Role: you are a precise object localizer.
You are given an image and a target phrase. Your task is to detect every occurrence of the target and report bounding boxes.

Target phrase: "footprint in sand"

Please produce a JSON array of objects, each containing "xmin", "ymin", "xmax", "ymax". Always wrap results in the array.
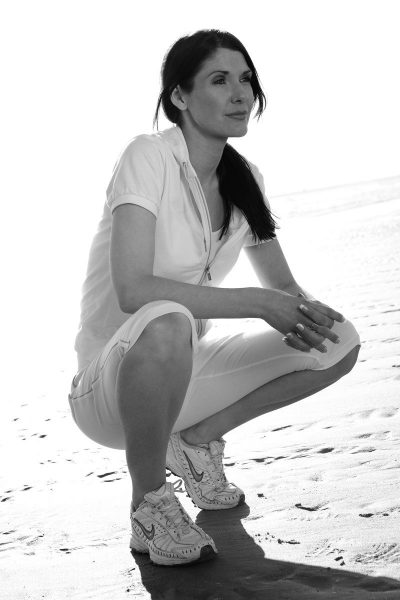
[
  {"xmin": 1, "ymin": 531, "xmax": 45, "ymax": 554},
  {"xmin": 379, "ymin": 408, "xmax": 398, "ymax": 418},
  {"xmin": 290, "ymin": 447, "xmax": 312, "ymax": 460},
  {"xmin": 355, "ymin": 431, "xmax": 390, "ymax": 441},
  {"xmin": 353, "ymin": 543, "xmax": 400, "ymax": 565},
  {"xmin": 359, "ymin": 505, "xmax": 400, "ymax": 518},
  {"xmin": 350, "ymin": 446, "xmax": 376, "ymax": 454},
  {"xmin": 271, "ymin": 425, "xmax": 292, "ymax": 432},
  {"xmin": 255, "ymin": 531, "xmax": 300, "ymax": 545},
  {"xmin": 96, "ymin": 471, "xmax": 123, "ymax": 482},
  {"xmin": 295, "ymin": 502, "xmax": 328, "ymax": 512},
  {"xmin": 358, "ymin": 407, "xmax": 399, "ymax": 420},
  {"xmin": 307, "ymin": 539, "xmax": 346, "ymax": 566},
  {"xmin": 296, "ymin": 423, "xmax": 313, "ymax": 431},
  {"xmin": 248, "ymin": 456, "xmax": 286, "ymax": 465},
  {"xmin": 359, "ymin": 409, "xmax": 376, "ymax": 419}
]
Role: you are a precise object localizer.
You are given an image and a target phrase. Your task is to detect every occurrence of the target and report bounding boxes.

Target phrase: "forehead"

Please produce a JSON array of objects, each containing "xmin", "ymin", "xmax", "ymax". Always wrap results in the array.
[{"xmin": 198, "ymin": 48, "xmax": 250, "ymax": 77}]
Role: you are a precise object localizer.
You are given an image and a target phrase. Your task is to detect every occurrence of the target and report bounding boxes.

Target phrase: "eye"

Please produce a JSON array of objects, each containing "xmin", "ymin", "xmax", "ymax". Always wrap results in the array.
[
  {"xmin": 241, "ymin": 75, "xmax": 252, "ymax": 83},
  {"xmin": 213, "ymin": 78, "xmax": 226, "ymax": 85}
]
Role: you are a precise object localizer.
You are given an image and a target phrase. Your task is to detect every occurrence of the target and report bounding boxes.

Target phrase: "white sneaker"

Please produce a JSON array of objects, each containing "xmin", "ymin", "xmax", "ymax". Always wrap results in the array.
[
  {"xmin": 166, "ymin": 432, "xmax": 245, "ymax": 510},
  {"xmin": 129, "ymin": 480, "xmax": 217, "ymax": 566}
]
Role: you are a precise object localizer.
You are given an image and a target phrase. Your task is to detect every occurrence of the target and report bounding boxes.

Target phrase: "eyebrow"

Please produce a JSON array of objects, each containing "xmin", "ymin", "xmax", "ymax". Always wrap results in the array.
[{"xmin": 207, "ymin": 69, "xmax": 253, "ymax": 77}]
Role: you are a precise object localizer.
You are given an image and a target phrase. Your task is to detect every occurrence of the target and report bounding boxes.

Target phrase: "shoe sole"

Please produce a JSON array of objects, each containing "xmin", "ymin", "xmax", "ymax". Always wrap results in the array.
[{"xmin": 130, "ymin": 541, "xmax": 217, "ymax": 566}]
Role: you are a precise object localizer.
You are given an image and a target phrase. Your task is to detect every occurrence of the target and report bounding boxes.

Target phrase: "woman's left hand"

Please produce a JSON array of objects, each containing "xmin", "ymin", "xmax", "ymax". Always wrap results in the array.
[{"xmin": 282, "ymin": 293, "xmax": 343, "ymax": 353}]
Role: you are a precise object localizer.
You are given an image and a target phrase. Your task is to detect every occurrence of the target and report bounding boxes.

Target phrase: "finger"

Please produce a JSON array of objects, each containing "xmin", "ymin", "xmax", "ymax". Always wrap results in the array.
[
  {"xmin": 295, "ymin": 323, "xmax": 328, "ymax": 353},
  {"xmin": 295, "ymin": 323, "xmax": 326, "ymax": 348},
  {"xmin": 309, "ymin": 301, "xmax": 345, "ymax": 323},
  {"xmin": 298, "ymin": 303, "xmax": 335, "ymax": 328},
  {"xmin": 296, "ymin": 323, "xmax": 340, "ymax": 347},
  {"xmin": 308, "ymin": 324, "xmax": 341, "ymax": 345},
  {"xmin": 282, "ymin": 332, "xmax": 311, "ymax": 352}
]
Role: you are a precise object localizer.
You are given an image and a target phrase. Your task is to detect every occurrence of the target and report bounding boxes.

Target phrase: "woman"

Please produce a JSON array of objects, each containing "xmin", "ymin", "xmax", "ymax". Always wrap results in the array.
[{"xmin": 68, "ymin": 29, "xmax": 360, "ymax": 567}]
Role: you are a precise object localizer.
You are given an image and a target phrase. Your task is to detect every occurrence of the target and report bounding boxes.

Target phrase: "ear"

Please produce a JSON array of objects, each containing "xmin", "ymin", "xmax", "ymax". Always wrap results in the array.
[{"xmin": 170, "ymin": 85, "xmax": 188, "ymax": 112}]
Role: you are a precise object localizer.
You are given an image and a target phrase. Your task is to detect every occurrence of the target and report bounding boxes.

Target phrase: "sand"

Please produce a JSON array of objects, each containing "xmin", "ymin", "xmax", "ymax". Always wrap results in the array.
[{"xmin": 1, "ymin": 177, "xmax": 399, "ymax": 599}]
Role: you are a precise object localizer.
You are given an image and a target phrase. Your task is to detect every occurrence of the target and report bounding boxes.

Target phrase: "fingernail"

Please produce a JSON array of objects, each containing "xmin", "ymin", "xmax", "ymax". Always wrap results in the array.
[
  {"xmin": 296, "ymin": 323, "xmax": 305, "ymax": 331},
  {"xmin": 282, "ymin": 336, "xmax": 288, "ymax": 343},
  {"xmin": 299, "ymin": 304, "xmax": 309, "ymax": 312}
]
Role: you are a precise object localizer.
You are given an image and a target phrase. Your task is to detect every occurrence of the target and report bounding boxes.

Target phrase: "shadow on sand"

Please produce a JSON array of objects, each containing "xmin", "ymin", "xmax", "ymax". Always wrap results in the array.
[{"xmin": 128, "ymin": 504, "xmax": 400, "ymax": 599}]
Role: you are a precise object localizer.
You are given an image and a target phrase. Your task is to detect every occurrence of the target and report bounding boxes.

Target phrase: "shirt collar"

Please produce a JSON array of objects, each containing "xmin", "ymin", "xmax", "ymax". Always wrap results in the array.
[{"xmin": 157, "ymin": 124, "xmax": 190, "ymax": 166}]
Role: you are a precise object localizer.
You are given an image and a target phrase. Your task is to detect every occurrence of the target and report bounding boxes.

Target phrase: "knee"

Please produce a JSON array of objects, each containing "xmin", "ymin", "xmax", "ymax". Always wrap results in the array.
[
  {"xmin": 131, "ymin": 311, "xmax": 194, "ymax": 364},
  {"xmin": 329, "ymin": 318, "xmax": 361, "ymax": 377},
  {"xmin": 332, "ymin": 344, "xmax": 361, "ymax": 379}
]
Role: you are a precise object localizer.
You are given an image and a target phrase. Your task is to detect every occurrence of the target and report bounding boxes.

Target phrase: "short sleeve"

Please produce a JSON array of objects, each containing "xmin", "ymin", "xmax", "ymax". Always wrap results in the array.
[
  {"xmin": 243, "ymin": 161, "xmax": 273, "ymax": 247},
  {"xmin": 106, "ymin": 135, "xmax": 165, "ymax": 217}
]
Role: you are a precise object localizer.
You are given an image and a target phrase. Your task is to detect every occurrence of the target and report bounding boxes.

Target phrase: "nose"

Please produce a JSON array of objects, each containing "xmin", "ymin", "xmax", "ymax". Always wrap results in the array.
[
  {"xmin": 231, "ymin": 81, "xmax": 247, "ymax": 103},
  {"xmin": 231, "ymin": 82, "xmax": 252, "ymax": 105},
  {"xmin": 231, "ymin": 90, "xmax": 246, "ymax": 103}
]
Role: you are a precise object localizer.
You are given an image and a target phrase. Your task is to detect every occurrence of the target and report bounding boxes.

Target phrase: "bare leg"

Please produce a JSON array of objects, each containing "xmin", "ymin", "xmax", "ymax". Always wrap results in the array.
[
  {"xmin": 116, "ymin": 313, "xmax": 193, "ymax": 509},
  {"xmin": 180, "ymin": 345, "xmax": 361, "ymax": 445}
]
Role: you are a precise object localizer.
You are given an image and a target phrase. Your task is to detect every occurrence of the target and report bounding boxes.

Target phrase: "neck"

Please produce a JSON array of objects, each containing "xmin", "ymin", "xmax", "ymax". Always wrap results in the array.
[{"xmin": 179, "ymin": 122, "xmax": 226, "ymax": 188}]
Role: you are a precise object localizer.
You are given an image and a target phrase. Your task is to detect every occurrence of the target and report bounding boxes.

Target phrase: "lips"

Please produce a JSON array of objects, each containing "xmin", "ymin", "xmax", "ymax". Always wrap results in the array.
[
  {"xmin": 226, "ymin": 112, "xmax": 248, "ymax": 117},
  {"xmin": 226, "ymin": 113, "xmax": 248, "ymax": 121}
]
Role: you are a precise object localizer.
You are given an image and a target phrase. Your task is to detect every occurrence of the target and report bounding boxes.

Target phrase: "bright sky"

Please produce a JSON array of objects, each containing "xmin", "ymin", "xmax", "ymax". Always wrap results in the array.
[{"xmin": 2, "ymin": 0, "xmax": 399, "ymax": 388}]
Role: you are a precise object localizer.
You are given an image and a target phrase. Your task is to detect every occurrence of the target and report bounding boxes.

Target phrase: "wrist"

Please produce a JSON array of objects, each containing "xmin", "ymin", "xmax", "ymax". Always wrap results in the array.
[
  {"xmin": 282, "ymin": 282, "xmax": 315, "ymax": 301},
  {"xmin": 245, "ymin": 287, "xmax": 275, "ymax": 319}
]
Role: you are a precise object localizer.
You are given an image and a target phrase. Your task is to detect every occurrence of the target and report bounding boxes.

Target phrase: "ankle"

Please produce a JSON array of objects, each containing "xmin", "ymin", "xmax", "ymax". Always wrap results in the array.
[
  {"xmin": 131, "ymin": 495, "xmax": 144, "ymax": 511},
  {"xmin": 132, "ymin": 480, "xmax": 165, "ymax": 510},
  {"xmin": 180, "ymin": 425, "xmax": 212, "ymax": 446}
]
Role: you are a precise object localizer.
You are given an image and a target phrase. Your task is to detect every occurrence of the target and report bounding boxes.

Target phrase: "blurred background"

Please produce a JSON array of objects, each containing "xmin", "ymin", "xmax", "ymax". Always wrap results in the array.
[{"xmin": 1, "ymin": 0, "xmax": 399, "ymax": 405}]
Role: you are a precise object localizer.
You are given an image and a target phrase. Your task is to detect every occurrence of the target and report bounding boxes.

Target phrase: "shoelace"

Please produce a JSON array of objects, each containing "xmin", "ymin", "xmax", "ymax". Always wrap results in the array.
[
  {"xmin": 203, "ymin": 440, "xmax": 228, "ymax": 491},
  {"xmin": 153, "ymin": 480, "xmax": 192, "ymax": 537}
]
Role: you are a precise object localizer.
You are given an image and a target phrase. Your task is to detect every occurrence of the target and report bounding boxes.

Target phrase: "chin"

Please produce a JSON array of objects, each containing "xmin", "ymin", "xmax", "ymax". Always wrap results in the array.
[
  {"xmin": 202, "ymin": 121, "xmax": 248, "ymax": 140},
  {"xmin": 227, "ymin": 124, "xmax": 248, "ymax": 138}
]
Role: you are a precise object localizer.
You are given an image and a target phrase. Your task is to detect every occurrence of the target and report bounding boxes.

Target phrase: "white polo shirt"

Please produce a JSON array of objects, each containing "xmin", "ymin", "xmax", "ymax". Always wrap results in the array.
[{"xmin": 74, "ymin": 125, "xmax": 271, "ymax": 371}]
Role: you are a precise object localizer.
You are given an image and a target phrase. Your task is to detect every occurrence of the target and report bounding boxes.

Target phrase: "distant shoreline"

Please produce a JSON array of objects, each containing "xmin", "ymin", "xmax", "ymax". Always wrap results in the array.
[
  {"xmin": 273, "ymin": 173, "xmax": 400, "ymax": 199},
  {"xmin": 272, "ymin": 175, "xmax": 400, "ymax": 219}
]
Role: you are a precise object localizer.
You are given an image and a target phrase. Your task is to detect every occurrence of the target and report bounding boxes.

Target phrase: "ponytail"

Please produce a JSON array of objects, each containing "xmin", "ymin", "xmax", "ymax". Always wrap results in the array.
[{"xmin": 217, "ymin": 144, "xmax": 278, "ymax": 243}]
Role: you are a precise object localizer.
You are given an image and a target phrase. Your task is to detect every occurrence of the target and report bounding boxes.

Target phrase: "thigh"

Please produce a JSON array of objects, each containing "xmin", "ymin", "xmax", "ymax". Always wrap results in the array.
[
  {"xmin": 68, "ymin": 300, "xmax": 198, "ymax": 449},
  {"xmin": 173, "ymin": 317, "xmax": 360, "ymax": 432}
]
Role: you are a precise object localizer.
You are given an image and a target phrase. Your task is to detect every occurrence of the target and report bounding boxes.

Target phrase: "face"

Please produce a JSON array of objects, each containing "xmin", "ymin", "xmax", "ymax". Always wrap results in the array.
[{"xmin": 174, "ymin": 48, "xmax": 255, "ymax": 140}]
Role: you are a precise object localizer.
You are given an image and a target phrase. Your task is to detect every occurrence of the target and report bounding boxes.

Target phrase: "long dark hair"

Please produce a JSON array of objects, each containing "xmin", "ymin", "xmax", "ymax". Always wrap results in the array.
[{"xmin": 154, "ymin": 29, "xmax": 277, "ymax": 243}]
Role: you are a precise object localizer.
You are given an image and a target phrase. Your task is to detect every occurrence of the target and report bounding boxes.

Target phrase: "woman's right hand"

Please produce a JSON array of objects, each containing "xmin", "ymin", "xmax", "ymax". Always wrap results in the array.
[{"xmin": 257, "ymin": 289, "xmax": 345, "ymax": 353}]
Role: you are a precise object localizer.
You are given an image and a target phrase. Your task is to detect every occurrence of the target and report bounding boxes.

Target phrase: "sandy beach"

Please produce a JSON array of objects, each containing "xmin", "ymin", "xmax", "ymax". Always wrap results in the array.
[{"xmin": 1, "ymin": 177, "xmax": 399, "ymax": 599}]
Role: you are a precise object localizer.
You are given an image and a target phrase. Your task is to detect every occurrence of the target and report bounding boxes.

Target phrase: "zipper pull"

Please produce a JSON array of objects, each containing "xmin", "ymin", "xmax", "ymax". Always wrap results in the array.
[{"xmin": 206, "ymin": 266, "xmax": 212, "ymax": 281}]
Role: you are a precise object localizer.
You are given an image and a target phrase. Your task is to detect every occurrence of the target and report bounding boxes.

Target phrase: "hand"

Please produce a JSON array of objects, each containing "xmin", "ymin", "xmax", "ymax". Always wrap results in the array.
[
  {"xmin": 283, "ymin": 293, "xmax": 345, "ymax": 353},
  {"xmin": 256, "ymin": 289, "xmax": 344, "ymax": 353}
]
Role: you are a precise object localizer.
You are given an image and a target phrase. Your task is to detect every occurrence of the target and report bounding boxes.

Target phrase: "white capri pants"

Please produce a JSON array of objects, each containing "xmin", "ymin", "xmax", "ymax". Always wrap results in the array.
[{"xmin": 68, "ymin": 300, "xmax": 361, "ymax": 450}]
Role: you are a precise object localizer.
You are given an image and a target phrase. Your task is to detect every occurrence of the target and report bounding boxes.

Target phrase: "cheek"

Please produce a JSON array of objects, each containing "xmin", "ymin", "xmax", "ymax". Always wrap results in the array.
[{"xmin": 195, "ymin": 93, "xmax": 224, "ymax": 120}]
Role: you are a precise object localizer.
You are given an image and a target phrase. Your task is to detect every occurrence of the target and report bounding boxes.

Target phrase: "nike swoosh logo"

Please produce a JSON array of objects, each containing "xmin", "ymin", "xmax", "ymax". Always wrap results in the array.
[
  {"xmin": 133, "ymin": 518, "xmax": 155, "ymax": 540},
  {"xmin": 183, "ymin": 450, "xmax": 204, "ymax": 483}
]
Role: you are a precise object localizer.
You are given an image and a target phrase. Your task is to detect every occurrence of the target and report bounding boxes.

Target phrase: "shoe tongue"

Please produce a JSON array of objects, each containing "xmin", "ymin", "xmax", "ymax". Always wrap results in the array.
[
  {"xmin": 144, "ymin": 481, "xmax": 174, "ymax": 504},
  {"xmin": 209, "ymin": 439, "xmax": 225, "ymax": 456}
]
